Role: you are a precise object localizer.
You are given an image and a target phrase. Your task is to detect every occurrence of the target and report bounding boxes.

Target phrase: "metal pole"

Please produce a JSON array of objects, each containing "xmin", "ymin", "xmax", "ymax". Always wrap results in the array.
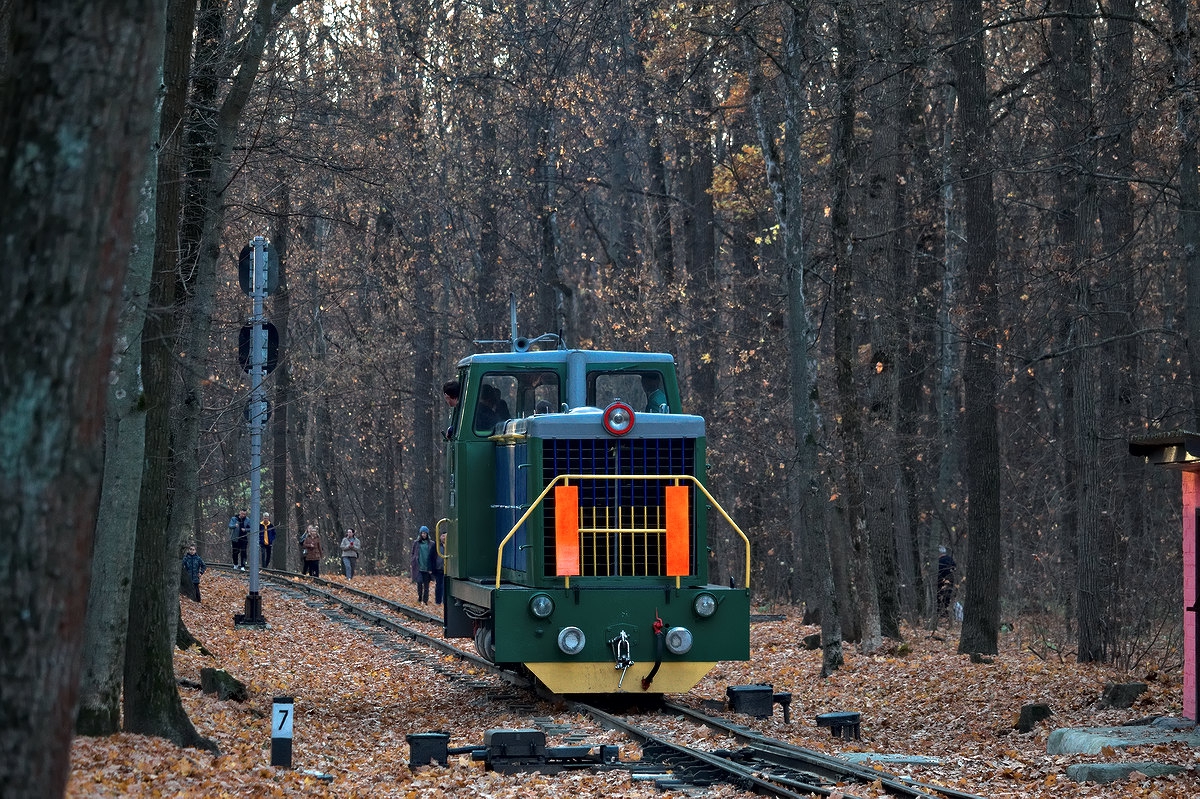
[{"xmin": 241, "ymin": 235, "xmax": 268, "ymax": 626}]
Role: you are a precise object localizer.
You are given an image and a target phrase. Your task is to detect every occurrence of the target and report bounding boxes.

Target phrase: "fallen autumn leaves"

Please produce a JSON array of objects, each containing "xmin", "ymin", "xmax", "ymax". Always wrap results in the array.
[{"xmin": 65, "ymin": 572, "xmax": 1197, "ymax": 797}]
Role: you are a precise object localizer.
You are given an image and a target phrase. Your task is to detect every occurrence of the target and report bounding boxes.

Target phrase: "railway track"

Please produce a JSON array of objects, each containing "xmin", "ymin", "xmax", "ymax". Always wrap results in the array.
[
  {"xmin": 217, "ymin": 564, "xmax": 528, "ymax": 687},
  {"xmin": 220, "ymin": 565, "xmax": 984, "ymax": 798}
]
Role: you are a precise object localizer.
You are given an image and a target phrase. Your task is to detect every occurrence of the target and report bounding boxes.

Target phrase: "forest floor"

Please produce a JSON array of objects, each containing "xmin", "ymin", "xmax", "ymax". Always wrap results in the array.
[{"xmin": 64, "ymin": 571, "xmax": 1199, "ymax": 797}]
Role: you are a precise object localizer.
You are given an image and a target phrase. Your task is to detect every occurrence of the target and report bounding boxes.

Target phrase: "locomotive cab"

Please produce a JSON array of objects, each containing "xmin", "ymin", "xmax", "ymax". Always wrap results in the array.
[{"xmin": 439, "ymin": 346, "xmax": 750, "ymax": 694}]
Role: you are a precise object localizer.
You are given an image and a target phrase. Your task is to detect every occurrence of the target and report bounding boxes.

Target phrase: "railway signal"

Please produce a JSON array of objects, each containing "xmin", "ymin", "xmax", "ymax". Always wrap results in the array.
[
  {"xmin": 238, "ymin": 241, "xmax": 278, "ymax": 295},
  {"xmin": 238, "ymin": 322, "xmax": 279, "ymax": 374},
  {"xmin": 233, "ymin": 235, "xmax": 281, "ymax": 629}
]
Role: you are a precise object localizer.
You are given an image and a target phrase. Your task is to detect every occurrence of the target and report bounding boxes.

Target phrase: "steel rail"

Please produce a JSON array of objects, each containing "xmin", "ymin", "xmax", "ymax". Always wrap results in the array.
[
  {"xmin": 573, "ymin": 701, "xmax": 842, "ymax": 798},
  {"xmin": 211, "ymin": 564, "xmax": 520, "ymax": 683},
  {"xmin": 213, "ymin": 566, "xmax": 977, "ymax": 797},
  {"xmin": 663, "ymin": 700, "xmax": 987, "ymax": 799}
]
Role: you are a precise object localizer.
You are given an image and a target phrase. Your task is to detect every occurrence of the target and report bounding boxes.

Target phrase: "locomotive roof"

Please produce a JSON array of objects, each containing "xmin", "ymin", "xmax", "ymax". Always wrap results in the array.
[{"xmin": 456, "ymin": 349, "xmax": 676, "ymax": 368}]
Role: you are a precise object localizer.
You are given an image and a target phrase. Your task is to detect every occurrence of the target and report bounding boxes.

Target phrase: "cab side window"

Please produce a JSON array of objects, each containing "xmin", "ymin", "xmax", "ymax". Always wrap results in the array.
[
  {"xmin": 471, "ymin": 372, "xmax": 561, "ymax": 434},
  {"xmin": 473, "ymin": 376, "xmax": 514, "ymax": 433}
]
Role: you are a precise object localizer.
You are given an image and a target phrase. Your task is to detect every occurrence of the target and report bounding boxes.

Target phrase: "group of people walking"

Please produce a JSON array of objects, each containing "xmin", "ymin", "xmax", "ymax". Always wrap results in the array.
[
  {"xmin": 223, "ymin": 509, "xmax": 361, "ymax": 578},
  {"xmin": 226, "ymin": 510, "xmax": 278, "ymax": 569},
  {"xmin": 196, "ymin": 512, "xmax": 441, "ymax": 606}
]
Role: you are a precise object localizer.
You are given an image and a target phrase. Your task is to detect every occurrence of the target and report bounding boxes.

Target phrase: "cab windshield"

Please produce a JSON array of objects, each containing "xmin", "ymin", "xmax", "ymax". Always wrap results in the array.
[{"xmin": 590, "ymin": 370, "xmax": 671, "ymax": 414}]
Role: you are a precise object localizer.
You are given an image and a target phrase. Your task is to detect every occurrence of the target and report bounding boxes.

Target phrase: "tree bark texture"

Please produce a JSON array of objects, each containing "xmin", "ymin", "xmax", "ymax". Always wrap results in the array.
[
  {"xmin": 830, "ymin": 0, "xmax": 881, "ymax": 652},
  {"xmin": 76, "ymin": 104, "xmax": 159, "ymax": 736},
  {"xmin": 1173, "ymin": 0, "xmax": 1200, "ymax": 429},
  {"xmin": 949, "ymin": 0, "xmax": 1003, "ymax": 657},
  {"xmin": 0, "ymin": 2, "xmax": 163, "ymax": 794}
]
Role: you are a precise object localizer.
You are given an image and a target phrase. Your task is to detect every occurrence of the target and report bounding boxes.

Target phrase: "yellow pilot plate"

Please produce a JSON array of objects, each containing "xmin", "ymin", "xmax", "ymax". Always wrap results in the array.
[{"xmin": 525, "ymin": 661, "xmax": 716, "ymax": 694}]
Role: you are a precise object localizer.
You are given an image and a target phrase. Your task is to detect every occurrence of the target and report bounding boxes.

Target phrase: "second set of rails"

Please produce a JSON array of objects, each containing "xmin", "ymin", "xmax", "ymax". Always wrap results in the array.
[{"xmin": 214, "ymin": 564, "xmax": 983, "ymax": 799}]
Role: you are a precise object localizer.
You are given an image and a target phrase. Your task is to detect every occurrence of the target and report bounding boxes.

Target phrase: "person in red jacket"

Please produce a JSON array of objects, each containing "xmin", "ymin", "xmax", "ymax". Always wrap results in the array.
[{"xmin": 301, "ymin": 524, "xmax": 323, "ymax": 576}]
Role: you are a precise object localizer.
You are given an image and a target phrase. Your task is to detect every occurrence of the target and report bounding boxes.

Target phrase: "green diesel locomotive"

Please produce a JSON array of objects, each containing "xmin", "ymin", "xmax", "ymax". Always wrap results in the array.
[{"xmin": 437, "ymin": 329, "xmax": 750, "ymax": 694}]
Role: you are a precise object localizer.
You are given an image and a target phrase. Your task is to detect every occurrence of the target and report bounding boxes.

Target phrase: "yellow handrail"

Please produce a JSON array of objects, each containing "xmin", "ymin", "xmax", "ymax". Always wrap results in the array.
[
  {"xmin": 434, "ymin": 517, "xmax": 450, "ymax": 558},
  {"xmin": 494, "ymin": 474, "xmax": 751, "ymax": 589}
]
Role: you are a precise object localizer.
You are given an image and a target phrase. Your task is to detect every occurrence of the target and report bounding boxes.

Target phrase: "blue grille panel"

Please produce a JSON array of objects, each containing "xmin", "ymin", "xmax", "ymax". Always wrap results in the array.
[{"xmin": 542, "ymin": 438, "xmax": 697, "ymax": 577}]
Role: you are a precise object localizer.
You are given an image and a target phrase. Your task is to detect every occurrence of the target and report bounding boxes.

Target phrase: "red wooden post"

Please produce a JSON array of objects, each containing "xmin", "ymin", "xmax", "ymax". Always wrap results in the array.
[
  {"xmin": 1130, "ymin": 432, "xmax": 1200, "ymax": 721},
  {"xmin": 1183, "ymin": 470, "xmax": 1200, "ymax": 721}
]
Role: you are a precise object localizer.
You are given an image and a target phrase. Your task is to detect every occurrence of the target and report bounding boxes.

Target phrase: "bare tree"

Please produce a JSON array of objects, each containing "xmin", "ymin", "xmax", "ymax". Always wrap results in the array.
[
  {"xmin": 949, "ymin": 0, "xmax": 1003, "ymax": 657},
  {"xmin": 124, "ymin": 0, "xmax": 303, "ymax": 745},
  {"xmin": 829, "ymin": 0, "xmax": 882, "ymax": 653},
  {"xmin": 1174, "ymin": 0, "xmax": 1200, "ymax": 429}
]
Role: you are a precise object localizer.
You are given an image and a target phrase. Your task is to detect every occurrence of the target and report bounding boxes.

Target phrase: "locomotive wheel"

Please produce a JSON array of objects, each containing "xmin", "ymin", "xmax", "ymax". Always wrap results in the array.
[{"xmin": 474, "ymin": 623, "xmax": 495, "ymax": 662}]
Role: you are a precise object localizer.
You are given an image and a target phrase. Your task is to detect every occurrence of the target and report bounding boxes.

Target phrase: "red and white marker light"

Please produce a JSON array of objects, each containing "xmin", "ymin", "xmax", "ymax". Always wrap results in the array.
[{"xmin": 603, "ymin": 401, "xmax": 635, "ymax": 436}]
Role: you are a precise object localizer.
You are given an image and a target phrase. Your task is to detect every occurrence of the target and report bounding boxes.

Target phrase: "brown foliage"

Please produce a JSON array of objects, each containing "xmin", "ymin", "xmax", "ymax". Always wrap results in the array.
[{"xmin": 66, "ymin": 574, "xmax": 1196, "ymax": 797}]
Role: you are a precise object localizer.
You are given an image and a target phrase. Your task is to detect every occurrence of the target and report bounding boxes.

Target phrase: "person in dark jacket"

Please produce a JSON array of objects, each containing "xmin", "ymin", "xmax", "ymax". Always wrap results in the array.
[
  {"xmin": 228, "ymin": 509, "xmax": 250, "ymax": 570},
  {"xmin": 411, "ymin": 526, "xmax": 437, "ymax": 604},
  {"xmin": 182, "ymin": 543, "xmax": 207, "ymax": 603},
  {"xmin": 432, "ymin": 530, "xmax": 446, "ymax": 605},
  {"xmin": 442, "ymin": 380, "xmax": 460, "ymax": 440},
  {"xmin": 474, "ymin": 384, "xmax": 510, "ymax": 432},
  {"xmin": 260, "ymin": 512, "xmax": 276, "ymax": 568},
  {"xmin": 937, "ymin": 546, "xmax": 957, "ymax": 618}
]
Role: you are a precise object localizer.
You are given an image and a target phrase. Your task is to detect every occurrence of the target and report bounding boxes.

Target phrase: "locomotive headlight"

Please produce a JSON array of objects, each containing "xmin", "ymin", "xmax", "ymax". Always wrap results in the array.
[
  {"xmin": 664, "ymin": 626, "xmax": 694, "ymax": 655},
  {"xmin": 528, "ymin": 593, "xmax": 555, "ymax": 619},
  {"xmin": 693, "ymin": 592, "xmax": 717, "ymax": 618},
  {"xmin": 557, "ymin": 626, "xmax": 586, "ymax": 655},
  {"xmin": 602, "ymin": 401, "xmax": 635, "ymax": 436}
]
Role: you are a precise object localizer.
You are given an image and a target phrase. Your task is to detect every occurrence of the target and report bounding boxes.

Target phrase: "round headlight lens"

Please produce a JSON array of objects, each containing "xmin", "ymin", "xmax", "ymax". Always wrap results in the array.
[
  {"xmin": 664, "ymin": 626, "xmax": 694, "ymax": 654},
  {"xmin": 693, "ymin": 593, "xmax": 717, "ymax": 618},
  {"xmin": 603, "ymin": 401, "xmax": 635, "ymax": 436},
  {"xmin": 528, "ymin": 593, "xmax": 555, "ymax": 619},
  {"xmin": 557, "ymin": 626, "xmax": 586, "ymax": 655}
]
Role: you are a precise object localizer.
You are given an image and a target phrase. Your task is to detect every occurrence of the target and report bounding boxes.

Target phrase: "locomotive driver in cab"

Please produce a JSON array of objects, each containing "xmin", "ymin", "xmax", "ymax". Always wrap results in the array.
[{"xmin": 442, "ymin": 380, "xmax": 460, "ymax": 439}]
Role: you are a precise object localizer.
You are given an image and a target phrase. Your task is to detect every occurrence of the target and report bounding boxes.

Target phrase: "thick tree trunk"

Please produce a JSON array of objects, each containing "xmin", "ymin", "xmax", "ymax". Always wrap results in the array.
[
  {"xmin": 862, "ymin": 0, "xmax": 908, "ymax": 635},
  {"xmin": 1096, "ymin": 0, "xmax": 1140, "ymax": 662},
  {"xmin": 537, "ymin": 116, "xmax": 568, "ymax": 340},
  {"xmin": 683, "ymin": 82, "xmax": 718, "ymax": 423},
  {"xmin": 1173, "ymin": 0, "xmax": 1200, "ymax": 427},
  {"xmin": 949, "ymin": 0, "xmax": 1003, "ymax": 657},
  {"xmin": 1045, "ymin": 0, "xmax": 1109, "ymax": 663},
  {"xmin": 123, "ymin": 0, "xmax": 213, "ymax": 749},
  {"xmin": 830, "ymin": 0, "xmax": 881, "ymax": 652},
  {"xmin": 76, "ymin": 104, "xmax": 159, "ymax": 735},
  {"xmin": 0, "ymin": 3, "xmax": 164, "ymax": 794}
]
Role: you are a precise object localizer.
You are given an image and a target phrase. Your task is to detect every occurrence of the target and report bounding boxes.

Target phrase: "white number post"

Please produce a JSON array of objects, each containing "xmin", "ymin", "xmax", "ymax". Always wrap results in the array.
[{"xmin": 271, "ymin": 696, "xmax": 294, "ymax": 767}]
